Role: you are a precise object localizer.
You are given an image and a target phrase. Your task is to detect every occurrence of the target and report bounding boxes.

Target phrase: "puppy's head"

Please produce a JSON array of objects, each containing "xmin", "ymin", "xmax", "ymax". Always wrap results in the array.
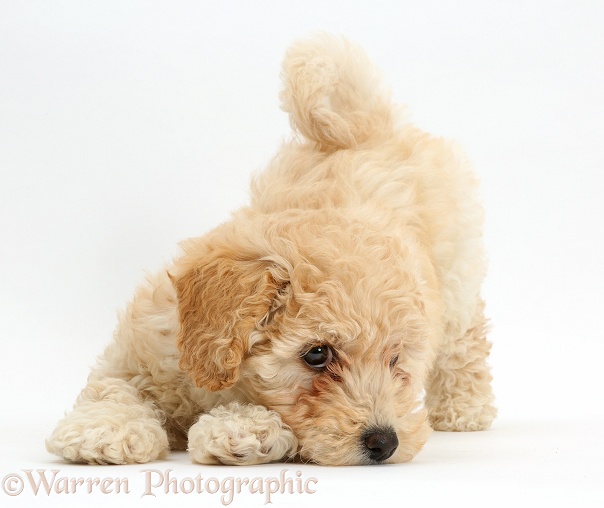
[{"xmin": 171, "ymin": 213, "xmax": 440, "ymax": 465}]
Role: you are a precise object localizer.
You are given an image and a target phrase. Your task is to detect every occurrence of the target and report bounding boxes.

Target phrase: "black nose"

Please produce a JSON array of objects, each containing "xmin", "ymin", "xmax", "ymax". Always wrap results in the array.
[{"xmin": 363, "ymin": 427, "xmax": 399, "ymax": 462}]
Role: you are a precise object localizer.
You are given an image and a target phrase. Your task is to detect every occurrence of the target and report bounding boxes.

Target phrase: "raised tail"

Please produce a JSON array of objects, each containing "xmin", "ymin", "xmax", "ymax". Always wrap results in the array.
[{"xmin": 280, "ymin": 33, "xmax": 397, "ymax": 151}]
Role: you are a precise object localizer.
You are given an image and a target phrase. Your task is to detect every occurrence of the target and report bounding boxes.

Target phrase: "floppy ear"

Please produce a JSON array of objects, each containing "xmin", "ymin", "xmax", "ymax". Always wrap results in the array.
[
  {"xmin": 171, "ymin": 241, "xmax": 289, "ymax": 392},
  {"xmin": 280, "ymin": 33, "xmax": 395, "ymax": 150}
]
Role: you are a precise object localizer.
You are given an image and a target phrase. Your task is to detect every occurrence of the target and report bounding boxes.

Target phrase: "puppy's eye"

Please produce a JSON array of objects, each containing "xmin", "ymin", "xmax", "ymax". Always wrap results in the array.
[
  {"xmin": 302, "ymin": 345, "xmax": 333, "ymax": 369},
  {"xmin": 389, "ymin": 355, "xmax": 399, "ymax": 370}
]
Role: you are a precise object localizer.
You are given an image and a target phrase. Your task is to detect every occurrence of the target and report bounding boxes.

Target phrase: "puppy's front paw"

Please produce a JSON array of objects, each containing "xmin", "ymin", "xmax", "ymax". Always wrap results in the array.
[
  {"xmin": 46, "ymin": 402, "xmax": 169, "ymax": 464},
  {"xmin": 188, "ymin": 402, "xmax": 298, "ymax": 465}
]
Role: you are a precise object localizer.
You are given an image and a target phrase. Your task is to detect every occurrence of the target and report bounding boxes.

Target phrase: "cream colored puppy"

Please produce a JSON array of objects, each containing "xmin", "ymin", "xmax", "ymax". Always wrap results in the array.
[{"xmin": 47, "ymin": 35, "xmax": 496, "ymax": 466}]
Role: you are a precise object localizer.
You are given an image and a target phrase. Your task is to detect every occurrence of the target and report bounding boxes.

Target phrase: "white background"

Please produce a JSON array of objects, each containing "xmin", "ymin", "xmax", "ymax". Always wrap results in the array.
[{"xmin": 1, "ymin": 1, "xmax": 603, "ymax": 506}]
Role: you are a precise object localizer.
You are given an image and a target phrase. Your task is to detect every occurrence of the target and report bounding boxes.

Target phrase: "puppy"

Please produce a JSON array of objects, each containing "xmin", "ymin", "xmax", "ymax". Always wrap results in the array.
[{"xmin": 47, "ymin": 34, "xmax": 496, "ymax": 466}]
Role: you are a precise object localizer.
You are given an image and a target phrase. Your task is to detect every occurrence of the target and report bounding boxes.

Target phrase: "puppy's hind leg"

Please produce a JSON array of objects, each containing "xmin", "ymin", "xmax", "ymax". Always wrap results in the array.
[
  {"xmin": 46, "ymin": 377, "xmax": 169, "ymax": 464},
  {"xmin": 426, "ymin": 301, "xmax": 497, "ymax": 431},
  {"xmin": 188, "ymin": 402, "xmax": 298, "ymax": 465}
]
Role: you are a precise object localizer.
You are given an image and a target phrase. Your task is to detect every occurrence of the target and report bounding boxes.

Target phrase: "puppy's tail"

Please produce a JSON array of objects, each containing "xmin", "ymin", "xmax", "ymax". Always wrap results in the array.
[{"xmin": 280, "ymin": 33, "xmax": 396, "ymax": 150}]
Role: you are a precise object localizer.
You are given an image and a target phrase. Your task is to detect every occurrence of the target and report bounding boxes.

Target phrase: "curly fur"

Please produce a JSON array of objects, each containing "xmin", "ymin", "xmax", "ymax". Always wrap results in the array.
[{"xmin": 47, "ymin": 34, "xmax": 496, "ymax": 466}]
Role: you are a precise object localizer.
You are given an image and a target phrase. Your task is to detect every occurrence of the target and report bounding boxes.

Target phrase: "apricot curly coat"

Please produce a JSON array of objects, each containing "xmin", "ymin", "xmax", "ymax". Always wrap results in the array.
[{"xmin": 47, "ymin": 34, "xmax": 496, "ymax": 466}]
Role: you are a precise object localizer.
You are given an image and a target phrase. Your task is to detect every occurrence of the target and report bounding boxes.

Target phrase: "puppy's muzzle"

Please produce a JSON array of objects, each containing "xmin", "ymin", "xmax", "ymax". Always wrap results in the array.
[{"xmin": 362, "ymin": 427, "xmax": 399, "ymax": 462}]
